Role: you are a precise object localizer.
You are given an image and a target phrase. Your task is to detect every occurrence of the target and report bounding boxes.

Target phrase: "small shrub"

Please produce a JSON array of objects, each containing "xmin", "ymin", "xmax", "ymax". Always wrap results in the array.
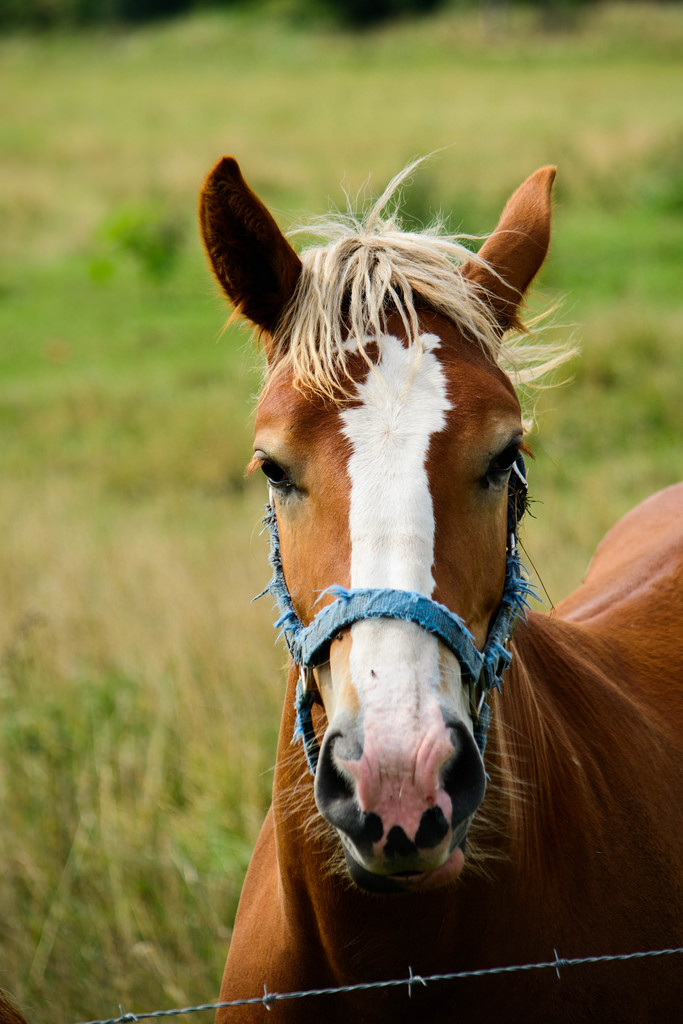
[{"xmin": 93, "ymin": 203, "xmax": 185, "ymax": 283}]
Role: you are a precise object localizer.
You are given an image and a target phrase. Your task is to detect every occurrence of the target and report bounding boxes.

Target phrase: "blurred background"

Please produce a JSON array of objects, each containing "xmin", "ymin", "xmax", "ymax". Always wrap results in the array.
[{"xmin": 0, "ymin": 2, "xmax": 681, "ymax": 1021}]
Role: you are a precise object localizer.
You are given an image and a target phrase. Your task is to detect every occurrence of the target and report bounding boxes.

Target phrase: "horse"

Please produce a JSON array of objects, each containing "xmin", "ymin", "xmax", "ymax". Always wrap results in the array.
[
  {"xmin": 0, "ymin": 991, "xmax": 30, "ymax": 1024},
  {"xmin": 199, "ymin": 157, "xmax": 683, "ymax": 1023}
]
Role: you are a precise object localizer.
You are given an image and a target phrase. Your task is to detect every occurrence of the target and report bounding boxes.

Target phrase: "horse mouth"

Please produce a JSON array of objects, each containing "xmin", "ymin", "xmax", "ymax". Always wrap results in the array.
[{"xmin": 342, "ymin": 841, "xmax": 467, "ymax": 894}]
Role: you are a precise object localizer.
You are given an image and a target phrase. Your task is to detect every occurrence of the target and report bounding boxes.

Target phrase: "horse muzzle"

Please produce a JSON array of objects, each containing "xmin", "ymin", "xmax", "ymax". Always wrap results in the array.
[{"xmin": 314, "ymin": 702, "xmax": 486, "ymax": 892}]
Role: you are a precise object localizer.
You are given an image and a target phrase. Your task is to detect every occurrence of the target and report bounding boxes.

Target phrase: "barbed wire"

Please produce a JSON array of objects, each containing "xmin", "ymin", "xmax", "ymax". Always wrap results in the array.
[{"xmin": 73, "ymin": 945, "xmax": 683, "ymax": 1024}]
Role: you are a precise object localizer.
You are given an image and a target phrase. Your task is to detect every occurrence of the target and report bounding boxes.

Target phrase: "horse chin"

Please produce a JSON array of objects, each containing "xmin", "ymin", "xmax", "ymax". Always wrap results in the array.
[{"xmin": 342, "ymin": 843, "xmax": 467, "ymax": 895}]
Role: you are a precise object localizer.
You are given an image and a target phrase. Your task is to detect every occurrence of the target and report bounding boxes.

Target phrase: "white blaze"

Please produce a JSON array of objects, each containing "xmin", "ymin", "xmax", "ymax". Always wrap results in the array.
[
  {"xmin": 340, "ymin": 333, "xmax": 451, "ymax": 594},
  {"xmin": 337, "ymin": 332, "xmax": 472, "ymax": 747},
  {"xmin": 334, "ymin": 332, "xmax": 472, "ymax": 834}
]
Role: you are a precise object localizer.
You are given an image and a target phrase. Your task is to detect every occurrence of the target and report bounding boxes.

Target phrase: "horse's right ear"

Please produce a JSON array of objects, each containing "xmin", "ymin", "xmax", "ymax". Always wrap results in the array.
[
  {"xmin": 461, "ymin": 166, "xmax": 556, "ymax": 334},
  {"xmin": 199, "ymin": 157, "xmax": 302, "ymax": 335}
]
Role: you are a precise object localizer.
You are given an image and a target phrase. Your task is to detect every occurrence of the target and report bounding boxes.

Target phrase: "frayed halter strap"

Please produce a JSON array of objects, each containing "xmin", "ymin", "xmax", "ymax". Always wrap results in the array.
[{"xmin": 261, "ymin": 453, "xmax": 534, "ymax": 774}]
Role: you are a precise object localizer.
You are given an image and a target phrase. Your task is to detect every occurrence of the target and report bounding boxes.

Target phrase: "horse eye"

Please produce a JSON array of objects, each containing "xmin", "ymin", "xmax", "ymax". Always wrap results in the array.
[
  {"xmin": 261, "ymin": 459, "xmax": 292, "ymax": 488},
  {"xmin": 484, "ymin": 444, "xmax": 520, "ymax": 489},
  {"xmin": 490, "ymin": 445, "xmax": 520, "ymax": 473}
]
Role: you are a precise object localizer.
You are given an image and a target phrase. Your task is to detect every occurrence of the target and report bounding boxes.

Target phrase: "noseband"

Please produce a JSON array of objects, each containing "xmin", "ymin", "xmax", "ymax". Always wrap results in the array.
[{"xmin": 262, "ymin": 453, "xmax": 534, "ymax": 774}]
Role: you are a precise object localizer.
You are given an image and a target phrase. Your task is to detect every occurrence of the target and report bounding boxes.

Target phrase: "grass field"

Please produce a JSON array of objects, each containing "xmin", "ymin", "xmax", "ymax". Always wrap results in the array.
[{"xmin": 1, "ymin": 3, "xmax": 682, "ymax": 1021}]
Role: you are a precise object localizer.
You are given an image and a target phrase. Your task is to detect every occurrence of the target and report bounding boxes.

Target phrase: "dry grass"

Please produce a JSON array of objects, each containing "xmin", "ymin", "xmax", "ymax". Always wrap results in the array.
[{"xmin": 0, "ymin": 478, "xmax": 284, "ymax": 1019}]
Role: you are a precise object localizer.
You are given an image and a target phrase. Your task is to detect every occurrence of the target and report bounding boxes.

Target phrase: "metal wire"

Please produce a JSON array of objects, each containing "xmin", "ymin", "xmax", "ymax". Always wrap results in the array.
[{"xmin": 73, "ymin": 945, "xmax": 683, "ymax": 1024}]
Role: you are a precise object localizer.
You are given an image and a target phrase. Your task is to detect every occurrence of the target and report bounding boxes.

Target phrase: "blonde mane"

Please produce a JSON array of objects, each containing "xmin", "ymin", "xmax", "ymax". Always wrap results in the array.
[{"xmin": 263, "ymin": 162, "xmax": 570, "ymax": 403}]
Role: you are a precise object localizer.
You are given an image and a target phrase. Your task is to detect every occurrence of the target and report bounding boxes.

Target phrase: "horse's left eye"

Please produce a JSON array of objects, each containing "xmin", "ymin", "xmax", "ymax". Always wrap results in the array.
[{"xmin": 483, "ymin": 445, "xmax": 520, "ymax": 490}]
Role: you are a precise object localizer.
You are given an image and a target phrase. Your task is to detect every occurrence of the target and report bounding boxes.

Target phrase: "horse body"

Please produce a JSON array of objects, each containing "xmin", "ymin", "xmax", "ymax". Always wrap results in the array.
[
  {"xmin": 218, "ymin": 500, "xmax": 683, "ymax": 1024},
  {"xmin": 199, "ymin": 158, "xmax": 682, "ymax": 1022}
]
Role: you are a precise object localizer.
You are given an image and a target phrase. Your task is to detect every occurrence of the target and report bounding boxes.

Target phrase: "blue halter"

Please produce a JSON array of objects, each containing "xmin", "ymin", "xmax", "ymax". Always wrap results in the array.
[{"xmin": 261, "ymin": 454, "xmax": 534, "ymax": 774}]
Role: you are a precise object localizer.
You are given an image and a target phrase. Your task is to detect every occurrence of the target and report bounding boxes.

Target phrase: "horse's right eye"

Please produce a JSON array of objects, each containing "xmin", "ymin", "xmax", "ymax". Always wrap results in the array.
[{"xmin": 261, "ymin": 460, "xmax": 292, "ymax": 489}]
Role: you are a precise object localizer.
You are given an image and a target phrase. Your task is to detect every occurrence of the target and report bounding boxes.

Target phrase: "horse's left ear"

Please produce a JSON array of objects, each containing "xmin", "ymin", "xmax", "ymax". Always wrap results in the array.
[
  {"xmin": 199, "ymin": 156, "xmax": 302, "ymax": 334},
  {"xmin": 461, "ymin": 166, "xmax": 556, "ymax": 333}
]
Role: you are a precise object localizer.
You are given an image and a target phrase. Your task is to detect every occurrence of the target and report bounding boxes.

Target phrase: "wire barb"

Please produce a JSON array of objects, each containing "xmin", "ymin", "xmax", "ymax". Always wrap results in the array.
[
  {"xmin": 407, "ymin": 965, "xmax": 427, "ymax": 998},
  {"xmin": 553, "ymin": 948, "xmax": 568, "ymax": 980}
]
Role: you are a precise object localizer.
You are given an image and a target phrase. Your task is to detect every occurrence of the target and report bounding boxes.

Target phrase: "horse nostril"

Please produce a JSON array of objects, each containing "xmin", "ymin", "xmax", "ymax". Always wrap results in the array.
[
  {"xmin": 441, "ymin": 723, "xmax": 487, "ymax": 826},
  {"xmin": 415, "ymin": 806, "xmax": 449, "ymax": 850},
  {"xmin": 316, "ymin": 734, "xmax": 355, "ymax": 801},
  {"xmin": 315, "ymin": 733, "xmax": 384, "ymax": 851}
]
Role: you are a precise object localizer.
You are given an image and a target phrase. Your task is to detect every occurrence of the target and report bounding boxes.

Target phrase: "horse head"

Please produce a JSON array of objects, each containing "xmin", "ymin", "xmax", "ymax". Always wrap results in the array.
[{"xmin": 199, "ymin": 157, "xmax": 554, "ymax": 892}]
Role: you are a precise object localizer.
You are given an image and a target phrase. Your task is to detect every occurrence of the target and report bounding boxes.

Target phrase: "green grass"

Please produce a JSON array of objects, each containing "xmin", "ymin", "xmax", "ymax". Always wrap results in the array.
[{"xmin": 0, "ymin": 4, "xmax": 682, "ymax": 1021}]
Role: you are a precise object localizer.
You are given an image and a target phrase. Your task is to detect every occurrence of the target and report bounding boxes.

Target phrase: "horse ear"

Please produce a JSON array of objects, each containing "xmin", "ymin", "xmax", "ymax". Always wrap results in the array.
[
  {"xmin": 461, "ymin": 166, "xmax": 556, "ymax": 333},
  {"xmin": 199, "ymin": 156, "xmax": 302, "ymax": 335}
]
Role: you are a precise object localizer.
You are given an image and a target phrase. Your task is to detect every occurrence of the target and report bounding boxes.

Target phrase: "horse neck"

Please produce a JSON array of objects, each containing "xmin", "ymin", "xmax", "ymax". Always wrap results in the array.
[{"xmin": 484, "ymin": 607, "xmax": 677, "ymax": 884}]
